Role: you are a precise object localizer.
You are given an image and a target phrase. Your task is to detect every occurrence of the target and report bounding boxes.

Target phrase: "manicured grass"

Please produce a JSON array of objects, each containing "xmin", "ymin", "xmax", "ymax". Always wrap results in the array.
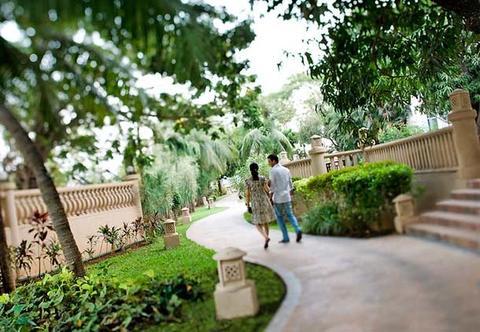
[
  {"xmin": 243, "ymin": 212, "xmax": 296, "ymax": 233},
  {"xmin": 90, "ymin": 207, "xmax": 285, "ymax": 332},
  {"xmin": 191, "ymin": 206, "xmax": 226, "ymax": 223}
]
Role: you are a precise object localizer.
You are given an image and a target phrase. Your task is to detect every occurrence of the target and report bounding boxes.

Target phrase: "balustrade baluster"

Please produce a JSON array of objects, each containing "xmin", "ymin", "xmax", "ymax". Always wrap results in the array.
[
  {"xmin": 447, "ymin": 132, "xmax": 458, "ymax": 167},
  {"xmin": 71, "ymin": 190, "xmax": 80, "ymax": 216},
  {"xmin": 15, "ymin": 197, "xmax": 27, "ymax": 225},
  {"xmin": 429, "ymin": 136, "xmax": 439, "ymax": 169},
  {"xmin": 433, "ymin": 135, "xmax": 443, "ymax": 168},
  {"xmin": 120, "ymin": 186, "xmax": 128, "ymax": 207},
  {"xmin": 408, "ymin": 141, "xmax": 416, "ymax": 168}
]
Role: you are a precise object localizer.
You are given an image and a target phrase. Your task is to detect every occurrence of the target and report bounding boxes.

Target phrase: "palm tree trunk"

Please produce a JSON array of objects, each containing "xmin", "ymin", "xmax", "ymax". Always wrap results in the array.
[
  {"xmin": 0, "ymin": 104, "xmax": 85, "ymax": 277},
  {"xmin": 0, "ymin": 206, "xmax": 15, "ymax": 292}
]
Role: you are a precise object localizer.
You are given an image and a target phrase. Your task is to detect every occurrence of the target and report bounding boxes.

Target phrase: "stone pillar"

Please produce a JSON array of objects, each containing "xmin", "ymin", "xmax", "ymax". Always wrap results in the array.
[
  {"xmin": 180, "ymin": 207, "xmax": 191, "ymax": 224},
  {"xmin": 448, "ymin": 89, "xmax": 480, "ymax": 179},
  {"xmin": 0, "ymin": 181, "xmax": 19, "ymax": 246},
  {"xmin": 279, "ymin": 151, "xmax": 289, "ymax": 165},
  {"xmin": 308, "ymin": 135, "xmax": 327, "ymax": 176},
  {"xmin": 163, "ymin": 219, "xmax": 179, "ymax": 249},
  {"xmin": 123, "ymin": 173, "xmax": 143, "ymax": 218},
  {"xmin": 213, "ymin": 247, "xmax": 259, "ymax": 319},
  {"xmin": 393, "ymin": 194, "xmax": 415, "ymax": 233}
]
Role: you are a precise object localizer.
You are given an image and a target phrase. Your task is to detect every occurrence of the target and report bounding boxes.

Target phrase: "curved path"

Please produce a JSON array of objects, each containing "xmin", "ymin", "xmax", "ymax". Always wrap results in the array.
[{"xmin": 187, "ymin": 196, "xmax": 480, "ymax": 332}]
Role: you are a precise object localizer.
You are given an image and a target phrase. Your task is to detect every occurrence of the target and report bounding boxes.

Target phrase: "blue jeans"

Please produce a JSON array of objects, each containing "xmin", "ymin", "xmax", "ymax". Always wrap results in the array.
[{"xmin": 273, "ymin": 202, "xmax": 301, "ymax": 241}]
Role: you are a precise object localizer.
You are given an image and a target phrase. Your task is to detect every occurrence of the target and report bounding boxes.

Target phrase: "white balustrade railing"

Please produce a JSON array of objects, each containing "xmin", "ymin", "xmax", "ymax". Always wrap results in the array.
[
  {"xmin": 13, "ymin": 182, "xmax": 138, "ymax": 225},
  {"xmin": 283, "ymin": 158, "xmax": 312, "ymax": 178},
  {"xmin": 364, "ymin": 126, "xmax": 458, "ymax": 172},
  {"xmin": 284, "ymin": 126, "xmax": 459, "ymax": 178},
  {"xmin": 325, "ymin": 149, "xmax": 364, "ymax": 171}
]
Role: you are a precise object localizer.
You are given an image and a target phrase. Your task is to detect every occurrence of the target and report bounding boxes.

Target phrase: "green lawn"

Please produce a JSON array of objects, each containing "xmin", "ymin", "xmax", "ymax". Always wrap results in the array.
[
  {"xmin": 90, "ymin": 207, "xmax": 285, "ymax": 332},
  {"xmin": 191, "ymin": 206, "xmax": 226, "ymax": 223}
]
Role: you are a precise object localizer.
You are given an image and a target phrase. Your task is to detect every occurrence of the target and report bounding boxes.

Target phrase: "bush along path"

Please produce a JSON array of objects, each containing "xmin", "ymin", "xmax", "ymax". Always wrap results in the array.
[
  {"xmin": 0, "ymin": 206, "xmax": 285, "ymax": 332},
  {"xmin": 188, "ymin": 195, "xmax": 480, "ymax": 332}
]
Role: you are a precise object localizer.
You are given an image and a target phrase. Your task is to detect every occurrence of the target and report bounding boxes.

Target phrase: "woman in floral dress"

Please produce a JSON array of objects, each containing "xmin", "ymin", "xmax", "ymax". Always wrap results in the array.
[{"xmin": 245, "ymin": 162, "xmax": 275, "ymax": 249}]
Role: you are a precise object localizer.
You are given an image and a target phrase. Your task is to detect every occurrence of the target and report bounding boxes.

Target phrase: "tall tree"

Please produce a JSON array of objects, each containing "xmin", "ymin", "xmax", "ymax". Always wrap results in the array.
[
  {"xmin": 0, "ymin": 205, "xmax": 15, "ymax": 293},
  {"xmin": 432, "ymin": 0, "xmax": 480, "ymax": 33},
  {"xmin": 0, "ymin": 0, "xmax": 254, "ymax": 277},
  {"xmin": 260, "ymin": 0, "xmax": 475, "ymax": 119},
  {"xmin": 0, "ymin": 104, "xmax": 85, "ymax": 276}
]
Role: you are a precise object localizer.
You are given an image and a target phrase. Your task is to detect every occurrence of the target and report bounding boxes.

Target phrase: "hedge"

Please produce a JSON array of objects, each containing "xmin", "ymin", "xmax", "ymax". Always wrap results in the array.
[{"xmin": 295, "ymin": 161, "xmax": 413, "ymax": 237}]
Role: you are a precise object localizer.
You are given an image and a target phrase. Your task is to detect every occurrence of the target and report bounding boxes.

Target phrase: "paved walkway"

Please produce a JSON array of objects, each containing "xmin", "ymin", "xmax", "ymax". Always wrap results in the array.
[{"xmin": 187, "ymin": 196, "xmax": 480, "ymax": 332}]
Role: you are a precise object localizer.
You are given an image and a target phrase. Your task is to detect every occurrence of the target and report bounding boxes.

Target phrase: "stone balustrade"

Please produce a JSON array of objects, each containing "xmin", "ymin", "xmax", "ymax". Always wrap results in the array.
[
  {"xmin": 0, "ymin": 175, "xmax": 143, "ymax": 278},
  {"xmin": 325, "ymin": 149, "xmax": 364, "ymax": 171},
  {"xmin": 364, "ymin": 126, "xmax": 458, "ymax": 172},
  {"xmin": 13, "ymin": 182, "xmax": 139, "ymax": 225},
  {"xmin": 282, "ymin": 158, "xmax": 312, "ymax": 178},
  {"xmin": 284, "ymin": 126, "xmax": 460, "ymax": 179}
]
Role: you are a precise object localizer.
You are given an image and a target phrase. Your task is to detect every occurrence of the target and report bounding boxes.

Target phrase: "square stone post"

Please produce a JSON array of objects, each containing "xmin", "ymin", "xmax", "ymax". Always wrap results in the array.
[
  {"xmin": 0, "ymin": 181, "xmax": 19, "ymax": 246},
  {"xmin": 163, "ymin": 219, "xmax": 179, "ymax": 249},
  {"xmin": 448, "ymin": 89, "xmax": 480, "ymax": 179},
  {"xmin": 308, "ymin": 135, "xmax": 328, "ymax": 176},
  {"xmin": 180, "ymin": 207, "xmax": 192, "ymax": 224},
  {"xmin": 393, "ymin": 194, "xmax": 415, "ymax": 233},
  {"xmin": 213, "ymin": 247, "xmax": 259, "ymax": 319}
]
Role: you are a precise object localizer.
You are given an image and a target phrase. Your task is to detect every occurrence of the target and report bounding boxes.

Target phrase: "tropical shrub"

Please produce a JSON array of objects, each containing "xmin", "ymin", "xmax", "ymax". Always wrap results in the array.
[
  {"xmin": 143, "ymin": 171, "xmax": 175, "ymax": 217},
  {"xmin": 378, "ymin": 125, "xmax": 424, "ymax": 143},
  {"xmin": 295, "ymin": 161, "xmax": 413, "ymax": 237},
  {"xmin": 0, "ymin": 268, "xmax": 202, "ymax": 331},
  {"xmin": 143, "ymin": 154, "xmax": 199, "ymax": 218},
  {"xmin": 302, "ymin": 203, "xmax": 343, "ymax": 236}
]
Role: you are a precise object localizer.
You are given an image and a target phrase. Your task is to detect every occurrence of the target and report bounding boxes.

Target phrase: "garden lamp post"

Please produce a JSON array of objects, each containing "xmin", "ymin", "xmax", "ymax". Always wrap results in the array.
[
  {"xmin": 180, "ymin": 207, "xmax": 191, "ymax": 224},
  {"xmin": 163, "ymin": 219, "xmax": 179, "ymax": 249},
  {"xmin": 213, "ymin": 247, "xmax": 259, "ymax": 319}
]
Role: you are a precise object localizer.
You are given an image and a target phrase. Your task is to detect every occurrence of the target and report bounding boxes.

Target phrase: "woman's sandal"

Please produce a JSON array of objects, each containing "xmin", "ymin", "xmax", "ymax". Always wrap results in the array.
[{"xmin": 264, "ymin": 238, "xmax": 270, "ymax": 249}]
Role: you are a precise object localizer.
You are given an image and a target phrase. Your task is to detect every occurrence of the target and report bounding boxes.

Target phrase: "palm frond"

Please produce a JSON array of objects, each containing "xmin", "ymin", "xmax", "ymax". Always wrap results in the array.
[{"xmin": 240, "ymin": 128, "xmax": 267, "ymax": 158}]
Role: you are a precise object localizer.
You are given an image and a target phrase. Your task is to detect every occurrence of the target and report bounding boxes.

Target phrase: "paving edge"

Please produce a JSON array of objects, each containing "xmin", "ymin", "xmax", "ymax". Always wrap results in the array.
[
  {"xmin": 186, "ymin": 204, "xmax": 302, "ymax": 332},
  {"xmin": 245, "ymin": 255, "xmax": 302, "ymax": 332}
]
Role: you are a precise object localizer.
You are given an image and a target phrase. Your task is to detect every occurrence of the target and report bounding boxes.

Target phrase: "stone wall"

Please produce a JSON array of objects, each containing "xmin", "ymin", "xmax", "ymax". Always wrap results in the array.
[{"xmin": 0, "ymin": 175, "xmax": 143, "ymax": 278}]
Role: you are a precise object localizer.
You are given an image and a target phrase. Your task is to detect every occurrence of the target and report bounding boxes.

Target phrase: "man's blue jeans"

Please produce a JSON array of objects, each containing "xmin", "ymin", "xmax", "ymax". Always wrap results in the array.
[{"xmin": 273, "ymin": 201, "xmax": 301, "ymax": 241}]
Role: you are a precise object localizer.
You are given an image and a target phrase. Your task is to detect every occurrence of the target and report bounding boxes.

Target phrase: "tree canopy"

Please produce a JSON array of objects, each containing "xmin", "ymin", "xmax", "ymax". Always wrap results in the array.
[
  {"xmin": 0, "ymin": 0, "xmax": 255, "ymax": 183},
  {"xmin": 260, "ymin": 0, "xmax": 478, "ymax": 120}
]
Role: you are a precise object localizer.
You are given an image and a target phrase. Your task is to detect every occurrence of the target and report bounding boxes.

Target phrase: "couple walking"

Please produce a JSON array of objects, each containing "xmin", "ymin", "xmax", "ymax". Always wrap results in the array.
[{"xmin": 245, "ymin": 154, "xmax": 302, "ymax": 249}]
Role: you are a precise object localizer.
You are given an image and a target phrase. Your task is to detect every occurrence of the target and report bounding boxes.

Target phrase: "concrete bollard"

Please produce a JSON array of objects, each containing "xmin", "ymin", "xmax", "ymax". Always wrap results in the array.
[
  {"xmin": 393, "ymin": 194, "xmax": 415, "ymax": 233},
  {"xmin": 163, "ymin": 219, "xmax": 179, "ymax": 249},
  {"xmin": 213, "ymin": 247, "xmax": 259, "ymax": 320},
  {"xmin": 180, "ymin": 207, "xmax": 192, "ymax": 224}
]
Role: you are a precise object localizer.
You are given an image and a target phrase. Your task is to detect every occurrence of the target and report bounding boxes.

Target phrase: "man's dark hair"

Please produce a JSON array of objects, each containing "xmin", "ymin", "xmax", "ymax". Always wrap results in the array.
[{"xmin": 267, "ymin": 154, "xmax": 279, "ymax": 163}]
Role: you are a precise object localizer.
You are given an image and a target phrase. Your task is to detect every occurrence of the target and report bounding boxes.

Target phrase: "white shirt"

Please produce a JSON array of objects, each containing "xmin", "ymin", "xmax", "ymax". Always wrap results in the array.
[{"xmin": 269, "ymin": 164, "xmax": 293, "ymax": 204}]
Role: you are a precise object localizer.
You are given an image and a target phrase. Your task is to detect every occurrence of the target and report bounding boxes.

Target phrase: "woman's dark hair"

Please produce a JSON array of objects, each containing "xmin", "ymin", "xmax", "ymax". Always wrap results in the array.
[{"xmin": 249, "ymin": 162, "xmax": 260, "ymax": 181}]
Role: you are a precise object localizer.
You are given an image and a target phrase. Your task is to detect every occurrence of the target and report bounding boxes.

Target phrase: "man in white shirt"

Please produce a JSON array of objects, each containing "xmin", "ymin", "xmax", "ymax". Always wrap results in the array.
[{"xmin": 268, "ymin": 154, "xmax": 302, "ymax": 243}]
